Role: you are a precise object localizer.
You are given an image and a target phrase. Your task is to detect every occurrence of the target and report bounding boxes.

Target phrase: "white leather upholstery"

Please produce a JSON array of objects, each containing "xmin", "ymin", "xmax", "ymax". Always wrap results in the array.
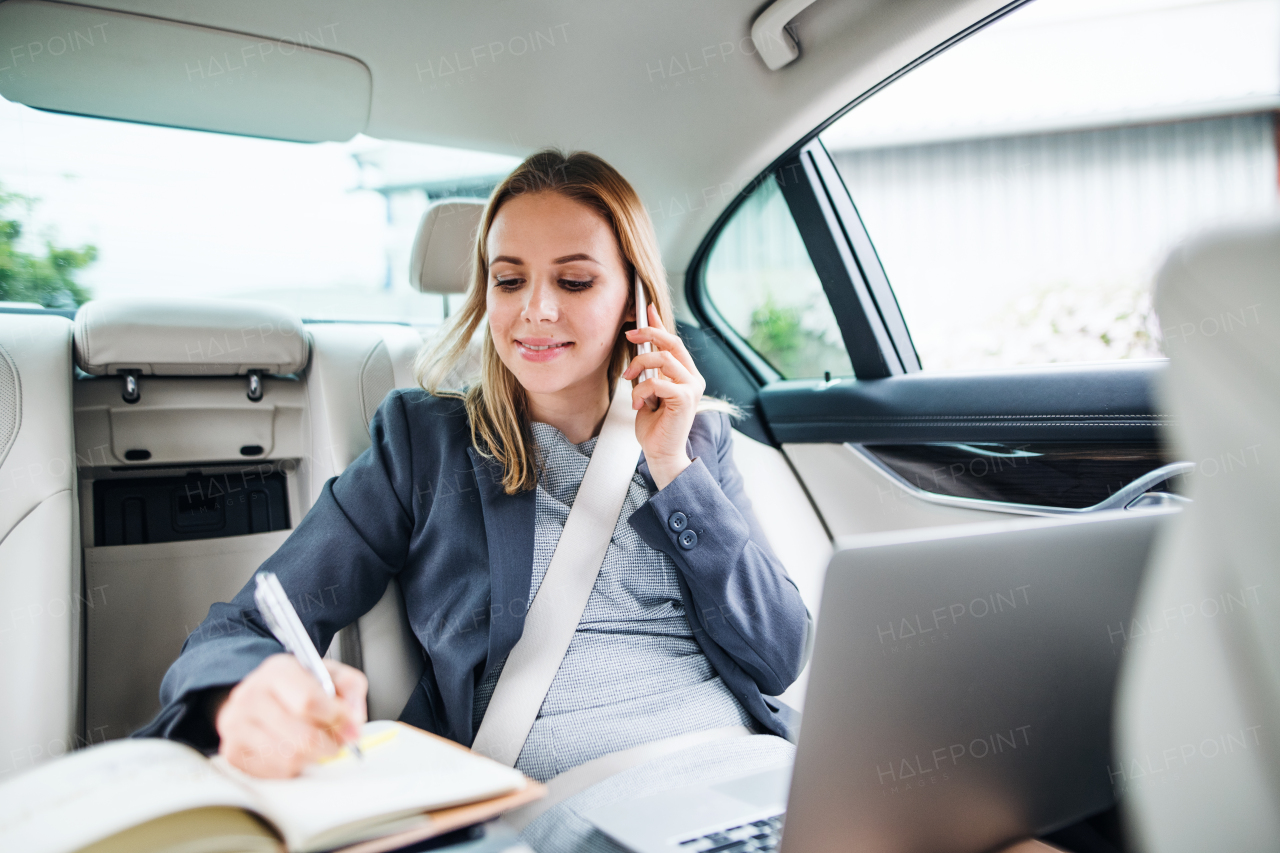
[
  {"xmin": 74, "ymin": 296, "xmax": 309, "ymax": 376},
  {"xmin": 1116, "ymin": 218, "xmax": 1280, "ymax": 850},
  {"xmin": 303, "ymin": 323, "xmax": 426, "ymax": 721},
  {"xmin": 0, "ymin": 314, "xmax": 80, "ymax": 776},
  {"xmin": 408, "ymin": 199, "xmax": 485, "ymax": 294},
  {"xmin": 730, "ymin": 429, "xmax": 831, "ymax": 711},
  {"xmin": 343, "ymin": 196, "xmax": 487, "ymax": 716},
  {"xmin": 302, "ymin": 324, "xmax": 424, "ymax": 496},
  {"xmin": 354, "ymin": 567, "xmax": 428, "ymax": 721}
]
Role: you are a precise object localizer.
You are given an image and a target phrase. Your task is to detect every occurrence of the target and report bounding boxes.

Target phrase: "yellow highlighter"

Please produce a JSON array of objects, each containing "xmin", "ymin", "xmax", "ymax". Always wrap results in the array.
[{"xmin": 317, "ymin": 726, "xmax": 398, "ymax": 765}]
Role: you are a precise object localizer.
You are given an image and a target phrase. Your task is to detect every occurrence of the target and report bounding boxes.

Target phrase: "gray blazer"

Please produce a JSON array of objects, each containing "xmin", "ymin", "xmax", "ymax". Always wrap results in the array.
[{"xmin": 136, "ymin": 390, "xmax": 812, "ymax": 749}]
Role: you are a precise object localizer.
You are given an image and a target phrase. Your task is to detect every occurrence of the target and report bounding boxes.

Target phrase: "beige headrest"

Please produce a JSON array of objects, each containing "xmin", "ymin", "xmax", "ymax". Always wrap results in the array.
[
  {"xmin": 74, "ymin": 297, "xmax": 309, "ymax": 376},
  {"xmin": 409, "ymin": 199, "xmax": 486, "ymax": 294}
]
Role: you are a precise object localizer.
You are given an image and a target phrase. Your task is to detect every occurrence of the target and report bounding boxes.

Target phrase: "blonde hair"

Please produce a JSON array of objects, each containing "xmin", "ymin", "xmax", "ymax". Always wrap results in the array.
[{"xmin": 417, "ymin": 149, "xmax": 711, "ymax": 494}]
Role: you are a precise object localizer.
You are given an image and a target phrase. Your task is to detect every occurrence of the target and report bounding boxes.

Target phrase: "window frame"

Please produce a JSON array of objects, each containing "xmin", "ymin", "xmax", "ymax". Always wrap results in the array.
[
  {"xmin": 775, "ymin": 140, "xmax": 919, "ymax": 377},
  {"xmin": 685, "ymin": 0, "xmax": 1030, "ymax": 391},
  {"xmin": 689, "ymin": 139, "xmax": 918, "ymax": 385}
]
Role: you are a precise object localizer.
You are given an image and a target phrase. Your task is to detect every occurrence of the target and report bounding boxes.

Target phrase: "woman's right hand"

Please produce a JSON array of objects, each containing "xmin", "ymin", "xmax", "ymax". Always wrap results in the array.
[{"xmin": 214, "ymin": 654, "xmax": 368, "ymax": 778}]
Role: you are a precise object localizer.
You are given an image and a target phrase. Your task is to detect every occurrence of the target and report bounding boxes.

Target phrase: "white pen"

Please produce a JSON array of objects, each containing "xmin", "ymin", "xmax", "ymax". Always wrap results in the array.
[
  {"xmin": 633, "ymin": 272, "xmax": 660, "ymax": 410},
  {"xmin": 254, "ymin": 572, "xmax": 363, "ymax": 760}
]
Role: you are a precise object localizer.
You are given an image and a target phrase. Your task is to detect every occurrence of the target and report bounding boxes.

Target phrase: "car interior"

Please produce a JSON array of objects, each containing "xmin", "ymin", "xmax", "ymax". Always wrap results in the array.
[{"xmin": 1, "ymin": 0, "xmax": 1277, "ymax": 851}]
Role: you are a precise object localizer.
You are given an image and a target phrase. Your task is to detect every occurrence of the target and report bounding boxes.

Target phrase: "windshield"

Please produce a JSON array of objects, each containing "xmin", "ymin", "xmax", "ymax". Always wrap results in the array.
[{"xmin": 0, "ymin": 95, "xmax": 519, "ymax": 329}]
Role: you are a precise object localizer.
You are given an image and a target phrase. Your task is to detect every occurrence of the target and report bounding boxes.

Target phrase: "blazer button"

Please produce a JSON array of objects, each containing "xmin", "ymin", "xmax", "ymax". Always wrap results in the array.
[
  {"xmin": 669, "ymin": 511, "xmax": 688, "ymax": 532},
  {"xmin": 678, "ymin": 529, "xmax": 698, "ymax": 550}
]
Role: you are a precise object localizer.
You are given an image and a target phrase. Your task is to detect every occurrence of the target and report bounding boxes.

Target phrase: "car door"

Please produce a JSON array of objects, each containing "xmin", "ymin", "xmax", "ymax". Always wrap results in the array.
[
  {"xmin": 684, "ymin": 130, "xmax": 1187, "ymax": 541},
  {"xmin": 691, "ymin": 138, "xmax": 1177, "ymax": 537},
  {"xmin": 685, "ymin": 142, "xmax": 1182, "ymax": 542},
  {"xmin": 683, "ymin": 0, "xmax": 1272, "ymax": 539}
]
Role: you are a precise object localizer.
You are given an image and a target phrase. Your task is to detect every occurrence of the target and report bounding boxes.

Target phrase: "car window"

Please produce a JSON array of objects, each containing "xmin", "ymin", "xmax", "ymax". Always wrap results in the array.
[
  {"xmin": 821, "ymin": 0, "xmax": 1280, "ymax": 372},
  {"xmin": 0, "ymin": 94, "xmax": 519, "ymax": 329},
  {"xmin": 702, "ymin": 175, "xmax": 854, "ymax": 380}
]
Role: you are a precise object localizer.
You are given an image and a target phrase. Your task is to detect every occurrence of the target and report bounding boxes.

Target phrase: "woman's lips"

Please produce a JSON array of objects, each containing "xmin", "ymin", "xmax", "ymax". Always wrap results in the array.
[{"xmin": 516, "ymin": 339, "xmax": 573, "ymax": 362}]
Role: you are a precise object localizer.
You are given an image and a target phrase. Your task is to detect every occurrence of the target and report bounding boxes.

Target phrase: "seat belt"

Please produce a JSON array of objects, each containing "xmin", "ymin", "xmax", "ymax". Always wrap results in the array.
[{"xmin": 471, "ymin": 383, "xmax": 642, "ymax": 766}]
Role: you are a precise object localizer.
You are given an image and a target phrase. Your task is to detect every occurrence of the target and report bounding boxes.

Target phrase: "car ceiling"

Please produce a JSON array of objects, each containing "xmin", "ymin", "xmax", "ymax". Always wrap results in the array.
[{"xmin": 4, "ymin": 0, "xmax": 1012, "ymax": 292}]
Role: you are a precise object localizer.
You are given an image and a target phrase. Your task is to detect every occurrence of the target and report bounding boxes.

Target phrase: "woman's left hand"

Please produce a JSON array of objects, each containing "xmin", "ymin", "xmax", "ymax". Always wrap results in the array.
[{"xmin": 623, "ymin": 304, "xmax": 706, "ymax": 490}]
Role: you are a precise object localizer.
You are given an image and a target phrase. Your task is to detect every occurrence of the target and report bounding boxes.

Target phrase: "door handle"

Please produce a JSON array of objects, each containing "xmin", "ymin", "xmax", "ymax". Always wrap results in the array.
[{"xmin": 1092, "ymin": 462, "xmax": 1194, "ymax": 512}]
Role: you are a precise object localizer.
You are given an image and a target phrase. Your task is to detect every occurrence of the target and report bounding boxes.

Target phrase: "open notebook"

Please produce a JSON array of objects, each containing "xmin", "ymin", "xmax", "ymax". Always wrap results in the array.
[{"xmin": 0, "ymin": 721, "xmax": 544, "ymax": 853}]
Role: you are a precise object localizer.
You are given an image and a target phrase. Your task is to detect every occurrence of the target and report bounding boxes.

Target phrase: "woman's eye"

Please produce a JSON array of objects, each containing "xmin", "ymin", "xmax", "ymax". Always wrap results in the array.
[
  {"xmin": 494, "ymin": 277, "xmax": 523, "ymax": 289},
  {"xmin": 558, "ymin": 278, "xmax": 594, "ymax": 290}
]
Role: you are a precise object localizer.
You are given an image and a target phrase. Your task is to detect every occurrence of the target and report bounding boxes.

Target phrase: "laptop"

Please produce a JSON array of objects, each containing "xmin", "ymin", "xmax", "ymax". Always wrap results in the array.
[{"xmin": 583, "ymin": 509, "xmax": 1170, "ymax": 853}]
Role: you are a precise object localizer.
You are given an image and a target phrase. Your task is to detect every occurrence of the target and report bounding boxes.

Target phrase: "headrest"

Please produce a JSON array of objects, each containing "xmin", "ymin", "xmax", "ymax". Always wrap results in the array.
[
  {"xmin": 409, "ymin": 199, "xmax": 486, "ymax": 294},
  {"xmin": 74, "ymin": 297, "xmax": 309, "ymax": 376}
]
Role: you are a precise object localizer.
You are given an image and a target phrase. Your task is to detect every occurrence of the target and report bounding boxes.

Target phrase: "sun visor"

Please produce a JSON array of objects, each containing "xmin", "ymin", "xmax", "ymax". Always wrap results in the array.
[{"xmin": 0, "ymin": 0, "xmax": 370, "ymax": 142}]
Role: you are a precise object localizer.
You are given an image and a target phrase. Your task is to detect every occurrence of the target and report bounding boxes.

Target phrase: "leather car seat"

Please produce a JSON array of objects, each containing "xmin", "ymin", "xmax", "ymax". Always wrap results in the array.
[
  {"xmin": 1115, "ymin": 218, "xmax": 1280, "ymax": 850},
  {"xmin": 335, "ymin": 198, "xmax": 486, "ymax": 720},
  {"xmin": 0, "ymin": 314, "xmax": 80, "ymax": 775}
]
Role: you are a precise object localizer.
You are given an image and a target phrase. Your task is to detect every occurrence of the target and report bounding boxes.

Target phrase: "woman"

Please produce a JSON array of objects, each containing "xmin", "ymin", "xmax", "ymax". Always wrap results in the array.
[{"xmin": 138, "ymin": 150, "xmax": 811, "ymax": 851}]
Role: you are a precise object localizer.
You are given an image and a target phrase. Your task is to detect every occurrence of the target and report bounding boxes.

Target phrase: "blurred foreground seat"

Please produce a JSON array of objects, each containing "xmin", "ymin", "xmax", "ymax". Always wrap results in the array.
[{"xmin": 1116, "ymin": 218, "xmax": 1280, "ymax": 851}]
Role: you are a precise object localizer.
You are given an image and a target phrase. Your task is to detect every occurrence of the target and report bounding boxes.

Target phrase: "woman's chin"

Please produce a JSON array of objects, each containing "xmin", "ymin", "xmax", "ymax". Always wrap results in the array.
[
  {"xmin": 520, "ymin": 382, "xmax": 578, "ymax": 399},
  {"xmin": 499, "ymin": 347, "xmax": 609, "ymax": 400},
  {"xmin": 509, "ymin": 367, "xmax": 584, "ymax": 397}
]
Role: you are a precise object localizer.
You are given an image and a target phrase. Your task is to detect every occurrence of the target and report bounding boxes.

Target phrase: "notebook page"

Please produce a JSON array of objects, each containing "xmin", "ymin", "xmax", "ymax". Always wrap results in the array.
[
  {"xmin": 0, "ymin": 738, "xmax": 265, "ymax": 853},
  {"xmin": 214, "ymin": 721, "xmax": 526, "ymax": 852}
]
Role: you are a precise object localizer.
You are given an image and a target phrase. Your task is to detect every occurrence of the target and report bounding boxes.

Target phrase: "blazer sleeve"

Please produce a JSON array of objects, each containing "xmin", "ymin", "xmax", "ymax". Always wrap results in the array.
[
  {"xmin": 132, "ymin": 390, "xmax": 419, "ymax": 748},
  {"xmin": 639, "ymin": 413, "xmax": 811, "ymax": 696}
]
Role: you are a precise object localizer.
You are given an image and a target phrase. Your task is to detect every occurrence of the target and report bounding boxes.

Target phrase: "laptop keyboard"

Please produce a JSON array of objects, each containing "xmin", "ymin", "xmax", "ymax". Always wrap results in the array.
[{"xmin": 676, "ymin": 814, "xmax": 783, "ymax": 852}]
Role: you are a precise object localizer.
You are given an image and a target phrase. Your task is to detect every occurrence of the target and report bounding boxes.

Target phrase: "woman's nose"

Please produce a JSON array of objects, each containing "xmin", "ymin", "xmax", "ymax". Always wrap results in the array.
[{"xmin": 522, "ymin": 279, "xmax": 559, "ymax": 323}]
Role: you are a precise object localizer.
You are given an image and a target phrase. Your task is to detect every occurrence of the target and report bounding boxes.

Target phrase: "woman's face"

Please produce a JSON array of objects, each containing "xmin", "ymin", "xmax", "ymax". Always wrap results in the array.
[{"xmin": 485, "ymin": 190, "xmax": 632, "ymax": 401}]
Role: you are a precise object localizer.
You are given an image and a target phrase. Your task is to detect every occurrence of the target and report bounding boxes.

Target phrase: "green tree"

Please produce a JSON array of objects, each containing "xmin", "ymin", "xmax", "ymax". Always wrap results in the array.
[
  {"xmin": 748, "ymin": 296, "xmax": 804, "ymax": 365},
  {"xmin": 747, "ymin": 293, "xmax": 853, "ymax": 379},
  {"xmin": 0, "ymin": 186, "xmax": 95, "ymax": 308}
]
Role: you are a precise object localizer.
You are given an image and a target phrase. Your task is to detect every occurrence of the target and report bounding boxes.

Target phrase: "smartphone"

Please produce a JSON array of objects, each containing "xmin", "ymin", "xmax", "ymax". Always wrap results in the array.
[{"xmin": 633, "ymin": 273, "xmax": 660, "ymax": 408}]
